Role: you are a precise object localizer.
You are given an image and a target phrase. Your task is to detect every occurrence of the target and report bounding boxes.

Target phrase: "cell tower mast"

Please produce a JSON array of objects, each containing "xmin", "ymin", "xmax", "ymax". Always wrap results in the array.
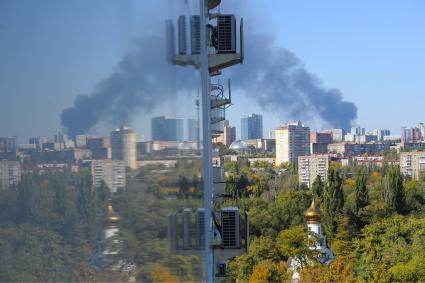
[{"xmin": 166, "ymin": 1, "xmax": 244, "ymax": 281}]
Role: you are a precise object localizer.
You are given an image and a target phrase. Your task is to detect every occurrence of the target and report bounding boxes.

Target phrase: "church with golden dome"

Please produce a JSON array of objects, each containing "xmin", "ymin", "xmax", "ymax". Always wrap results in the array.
[
  {"xmin": 91, "ymin": 200, "xmax": 135, "ymax": 279},
  {"xmin": 304, "ymin": 198, "xmax": 334, "ymax": 262},
  {"xmin": 288, "ymin": 198, "xmax": 335, "ymax": 281}
]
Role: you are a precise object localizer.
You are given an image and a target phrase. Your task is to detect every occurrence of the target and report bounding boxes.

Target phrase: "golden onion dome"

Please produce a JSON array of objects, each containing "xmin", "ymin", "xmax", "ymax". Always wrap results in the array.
[
  {"xmin": 304, "ymin": 198, "xmax": 321, "ymax": 224},
  {"xmin": 105, "ymin": 202, "xmax": 120, "ymax": 226}
]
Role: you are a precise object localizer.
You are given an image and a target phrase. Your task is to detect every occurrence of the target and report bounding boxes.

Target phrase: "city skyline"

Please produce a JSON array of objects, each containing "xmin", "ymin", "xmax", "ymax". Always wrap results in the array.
[{"xmin": 1, "ymin": 116, "xmax": 413, "ymax": 145}]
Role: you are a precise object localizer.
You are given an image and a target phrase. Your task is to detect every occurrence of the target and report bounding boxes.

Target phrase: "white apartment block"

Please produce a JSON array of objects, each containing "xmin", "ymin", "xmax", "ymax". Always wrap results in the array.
[
  {"xmin": 331, "ymin": 128, "xmax": 344, "ymax": 142},
  {"xmin": 275, "ymin": 121, "xmax": 310, "ymax": 165},
  {"xmin": 0, "ymin": 160, "xmax": 21, "ymax": 189},
  {"xmin": 298, "ymin": 155, "xmax": 329, "ymax": 188},
  {"xmin": 400, "ymin": 151, "xmax": 425, "ymax": 180},
  {"xmin": 91, "ymin": 160, "xmax": 126, "ymax": 193}
]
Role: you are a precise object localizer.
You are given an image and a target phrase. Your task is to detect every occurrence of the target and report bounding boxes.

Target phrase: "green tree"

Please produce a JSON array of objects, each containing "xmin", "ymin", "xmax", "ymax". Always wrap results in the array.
[
  {"xmin": 322, "ymin": 167, "xmax": 344, "ymax": 239},
  {"xmin": 249, "ymin": 260, "xmax": 287, "ymax": 283},
  {"xmin": 311, "ymin": 175, "xmax": 324, "ymax": 198},
  {"xmin": 96, "ymin": 181, "xmax": 111, "ymax": 203},
  {"xmin": 331, "ymin": 214, "xmax": 355, "ymax": 257},
  {"xmin": 16, "ymin": 176, "xmax": 34, "ymax": 223},
  {"xmin": 383, "ymin": 166, "xmax": 405, "ymax": 214},
  {"xmin": 225, "ymin": 236, "xmax": 284, "ymax": 282},
  {"xmin": 276, "ymin": 225, "xmax": 320, "ymax": 269},
  {"xmin": 177, "ymin": 175, "xmax": 189, "ymax": 198},
  {"xmin": 53, "ymin": 175, "xmax": 67, "ymax": 219},
  {"xmin": 404, "ymin": 180, "xmax": 425, "ymax": 213},
  {"xmin": 353, "ymin": 170, "xmax": 368, "ymax": 228},
  {"xmin": 226, "ymin": 174, "xmax": 249, "ymax": 199},
  {"xmin": 354, "ymin": 172, "xmax": 368, "ymax": 215},
  {"xmin": 353, "ymin": 215, "xmax": 425, "ymax": 281}
]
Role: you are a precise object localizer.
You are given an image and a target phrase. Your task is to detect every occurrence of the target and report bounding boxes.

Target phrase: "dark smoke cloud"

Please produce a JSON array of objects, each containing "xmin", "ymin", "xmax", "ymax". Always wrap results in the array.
[
  {"xmin": 61, "ymin": 33, "xmax": 357, "ymax": 136},
  {"xmin": 230, "ymin": 34, "xmax": 357, "ymax": 129},
  {"xmin": 61, "ymin": 36, "xmax": 196, "ymax": 137}
]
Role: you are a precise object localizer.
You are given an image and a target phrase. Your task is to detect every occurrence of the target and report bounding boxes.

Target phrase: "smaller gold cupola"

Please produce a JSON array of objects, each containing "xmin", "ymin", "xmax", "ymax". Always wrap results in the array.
[
  {"xmin": 304, "ymin": 198, "xmax": 321, "ymax": 224},
  {"xmin": 105, "ymin": 200, "xmax": 120, "ymax": 227}
]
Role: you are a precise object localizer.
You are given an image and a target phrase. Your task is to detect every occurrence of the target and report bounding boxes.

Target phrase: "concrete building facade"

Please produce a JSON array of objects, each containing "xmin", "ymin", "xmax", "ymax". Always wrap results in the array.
[
  {"xmin": 244, "ymin": 138, "xmax": 275, "ymax": 152},
  {"xmin": 111, "ymin": 126, "xmax": 137, "ymax": 170},
  {"xmin": 214, "ymin": 120, "xmax": 236, "ymax": 146},
  {"xmin": 331, "ymin": 129, "xmax": 344, "ymax": 142},
  {"xmin": 0, "ymin": 160, "xmax": 21, "ymax": 189},
  {"xmin": 400, "ymin": 151, "xmax": 425, "ymax": 180},
  {"xmin": 328, "ymin": 142, "xmax": 390, "ymax": 156},
  {"xmin": 275, "ymin": 121, "xmax": 310, "ymax": 165},
  {"xmin": 298, "ymin": 155, "xmax": 330, "ymax": 188},
  {"xmin": 91, "ymin": 160, "xmax": 126, "ymax": 193},
  {"xmin": 310, "ymin": 131, "xmax": 332, "ymax": 154},
  {"xmin": 373, "ymin": 129, "xmax": 391, "ymax": 142},
  {"xmin": 402, "ymin": 127, "xmax": 422, "ymax": 143},
  {"xmin": 0, "ymin": 136, "xmax": 17, "ymax": 152},
  {"xmin": 151, "ymin": 116, "xmax": 184, "ymax": 142},
  {"xmin": 241, "ymin": 114, "xmax": 263, "ymax": 140}
]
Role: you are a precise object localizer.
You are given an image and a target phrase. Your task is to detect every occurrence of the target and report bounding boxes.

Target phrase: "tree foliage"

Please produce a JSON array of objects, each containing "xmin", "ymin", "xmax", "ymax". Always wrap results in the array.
[
  {"xmin": 311, "ymin": 175, "xmax": 324, "ymax": 198},
  {"xmin": 383, "ymin": 166, "xmax": 406, "ymax": 214},
  {"xmin": 322, "ymin": 167, "xmax": 344, "ymax": 239},
  {"xmin": 0, "ymin": 170, "xmax": 107, "ymax": 282}
]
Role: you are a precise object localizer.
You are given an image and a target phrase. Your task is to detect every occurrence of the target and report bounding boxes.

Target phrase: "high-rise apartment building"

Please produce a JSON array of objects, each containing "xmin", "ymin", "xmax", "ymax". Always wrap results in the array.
[
  {"xmin": 188, "ymin": 118, "xmax": 198, "ymax": 141},
  {"xmin": 214, "ymin": 120, "xmax": 236, "ymax": 146},
  {"xmin": 402, "ymin": 127, "xmax": 422, "ymax": 143},
  {"xmin": 310, "ymin": 132, "xmax": 332, "ymax": 144},
  {"xmin": 310, "ymin": 131, "xmax": 332, "ymax": 154},
  {"xmin": 275, "ymin": 121, "xmax": 310, "ymax": 165},
  {"xmin": 298, "ymin": 155, "xmax": 330, "ymax": 188},
  {"xmin": 372, "ymin": 129, "xmax": 391, "ymax": 142},
  {"xmin": 29, "ymin": 137, "xmax": 47, "ymax": 150},
  {"xmin": 328, "ymin": 142, "xmax": 390, "ymax": 156},
  {"xmin": 0, "ymin": 160, "xmax": 21, "ymax": 189},
  {"xmin": 75, "ymin": 135, "xmax": 89, "ymax": 148},
  {"xmin": 91, "ymin": 160, "xmax": 126, "ymax": 193},
  {"xmin": 357, "ymin": 134, "xmax": 378, "ymax": 143},
  {"xmin": 87, "ymin": 136, "xmax": 111, "ymax": 159},
  {"xmin": 417, "ymin": 123, "xmax": 425, "ymax": 140},
  {"xmin": 0, "ymin": 136, "xmax": 17, "ymax": 152},
  {"xmin": 400, "ymin": 151, "xmax": 425, "ymax": 180},
  {"xmin": 151, "ymin": 116, "xmax": 184, "ymax": 142},
  {"xmin": 110, "ymin": 126, "xmax": 137, "ymax": 170},
  {"xmin": 331, "ymin": 129, "xmax": 344, "ymax": 142},
  {"xmin": 54, "ymin": 132, "xmax": 68, "ymax": 143},
  {"xmin": 351, "ymin": 126, "xmax": 365, "ymax": 136},
  {"xmin": 241, "ymin": 114, "xmax": 263, "ymax": 140}
]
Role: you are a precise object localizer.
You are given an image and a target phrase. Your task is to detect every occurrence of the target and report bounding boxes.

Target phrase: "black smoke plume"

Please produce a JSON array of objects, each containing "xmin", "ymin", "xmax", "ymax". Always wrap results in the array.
[
  {"xmin": 231, "ymin": 34, "xmax": 357, "ymax": 130},
  {"xmin": 61, "ymin": 34, "xmax": 357, "ymax": 136},
  {"xmin": 61, "ymin": 36, "xmax": 196, "ymax": 137}
]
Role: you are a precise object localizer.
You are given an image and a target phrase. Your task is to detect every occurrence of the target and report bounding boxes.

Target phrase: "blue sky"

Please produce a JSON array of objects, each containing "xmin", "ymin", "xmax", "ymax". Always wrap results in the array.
[{"xmin": 0, "ymin": 0, "xmax": 424, "ymax": 141}]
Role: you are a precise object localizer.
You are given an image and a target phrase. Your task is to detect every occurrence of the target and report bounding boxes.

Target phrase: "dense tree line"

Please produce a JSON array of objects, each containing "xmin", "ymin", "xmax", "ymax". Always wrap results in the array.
[
  {"xmin": 0, "ymin": 160, "xmax": 205, "ymax": 282},
  {"xmin": 223, "ymin": 161, "xmax": 425, "ymax": 282},
  {"xmin": 2, "ymin": 157, "xmax": 425, "ymax": 282},
  {"xmin": 0, "ymin": 169, "xmax": 110, "ymax": 282}
]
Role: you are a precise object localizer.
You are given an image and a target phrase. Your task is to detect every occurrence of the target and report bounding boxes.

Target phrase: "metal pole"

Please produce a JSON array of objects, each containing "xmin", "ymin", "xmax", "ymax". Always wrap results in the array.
[{"xmin": 199, "ymin": 0, "xmax": 213, "ymax": 282}]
